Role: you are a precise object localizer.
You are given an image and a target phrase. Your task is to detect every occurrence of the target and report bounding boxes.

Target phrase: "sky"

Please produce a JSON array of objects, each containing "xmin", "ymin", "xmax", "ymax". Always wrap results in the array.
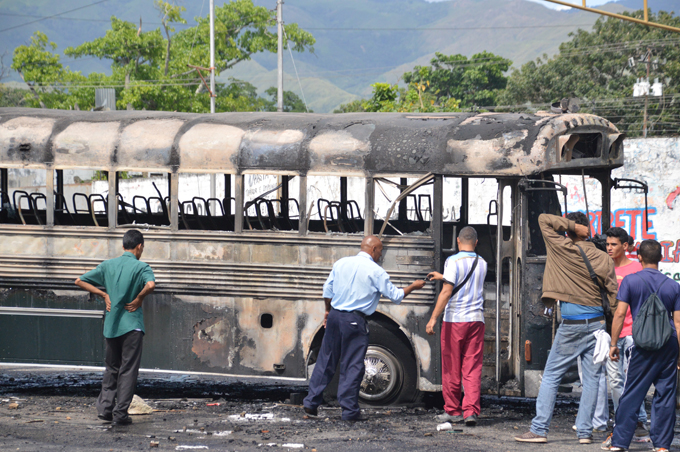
[{"xmin": 425, "ymin": 0, "xmax": 616, "ymax": 9}]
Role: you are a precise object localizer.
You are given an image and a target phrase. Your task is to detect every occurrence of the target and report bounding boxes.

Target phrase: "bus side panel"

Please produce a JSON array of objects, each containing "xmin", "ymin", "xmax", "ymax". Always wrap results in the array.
[
  {"xmin": 520, "ymin": 259, "xmax": 552, "ymax": 397},
  {"xmin": 0, "ymin": 288, "xmax": 105, "ymax": 365}
]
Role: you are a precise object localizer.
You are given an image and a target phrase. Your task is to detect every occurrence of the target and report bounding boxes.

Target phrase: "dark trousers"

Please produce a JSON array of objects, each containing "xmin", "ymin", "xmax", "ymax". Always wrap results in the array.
[
  {"xmin": 304, "ymin": 309, "xmax": 369, "ymax": 420},
  {"xmin": 612, "ymin": 338, "xmax": 678, "ymax": 449},
  {"xmin": 97, "ymin": 330, "xmax": 144, "ymax": 422}
]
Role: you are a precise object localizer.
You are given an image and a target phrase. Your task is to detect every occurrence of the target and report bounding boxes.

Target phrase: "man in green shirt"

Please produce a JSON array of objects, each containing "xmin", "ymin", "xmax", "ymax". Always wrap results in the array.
[{"xmin": 75, "ymin": 229, "xmax": 155, "ymax": 425}]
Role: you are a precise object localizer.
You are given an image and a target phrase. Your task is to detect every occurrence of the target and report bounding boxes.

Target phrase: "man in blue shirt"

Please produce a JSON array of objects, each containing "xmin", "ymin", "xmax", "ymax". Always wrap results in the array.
[
  {"xmin": 303, "ymin": 235, "xmax": 426, "ymax": 421},
  {"xmin": 604, "ymin": 240, "xmax": 680, "ymax": 452}
]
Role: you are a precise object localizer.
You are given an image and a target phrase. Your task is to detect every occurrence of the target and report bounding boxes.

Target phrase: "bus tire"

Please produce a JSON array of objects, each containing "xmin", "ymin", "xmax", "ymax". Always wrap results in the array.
[
  {"xmin": 321, "ymin": 320, "xmax": 420, "ymax": 406},
  {"xmin": 360, "ymin": 320, "xmax": 419, "ymax": 406}
]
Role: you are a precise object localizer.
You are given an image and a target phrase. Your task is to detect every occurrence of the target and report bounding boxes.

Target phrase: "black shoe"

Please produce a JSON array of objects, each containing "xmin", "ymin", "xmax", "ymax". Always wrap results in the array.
[
  {"xmin": 303, "ymin": 406, "xmax": 318, "ymax": 418},
  {"xmin": 464, "ymin": 414, "xmax": 478, "ymax": 426},
  {"xmin": 97, "ymin": 413, "xmax": 113, "ymax": 422},
  {"xmin": 344, "ymin": 414, "xmax": 368, "ymax": 422},
  {"xmin": 112, "ymin": 417, "xmax": 132, "ymax": 426}
]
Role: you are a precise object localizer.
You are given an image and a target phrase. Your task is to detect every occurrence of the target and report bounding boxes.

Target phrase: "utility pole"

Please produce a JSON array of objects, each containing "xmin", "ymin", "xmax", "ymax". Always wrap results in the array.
[
  {"xmin": 209, "ymin": 0, "xmax": 216, "ymax": 205},
  {"xmin": 277, "ymin": 0, "xmax": 284, "ymax": 112},
  {"xmin": 209, "ymin": 0, "xmax": 216, "ymax": 114},
  {"xmin": 643, "ymin": 47, "xmax": 650, "ymax": 138}
]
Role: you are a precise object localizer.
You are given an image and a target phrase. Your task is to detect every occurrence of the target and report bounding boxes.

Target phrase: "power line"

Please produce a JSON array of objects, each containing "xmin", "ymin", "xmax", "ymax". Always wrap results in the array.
[
  {"xmin": 0, "ymin": 12, "xmax": 196, "ymax": 27},
  {"xmin": 0, "ymin": 0, "xmax": 110, "ymax": 33}
]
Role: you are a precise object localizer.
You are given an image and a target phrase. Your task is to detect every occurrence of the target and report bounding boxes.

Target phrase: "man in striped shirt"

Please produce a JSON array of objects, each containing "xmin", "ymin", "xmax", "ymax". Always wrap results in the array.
[{"xmin": 426, "ymin": 226, "xmax": 488, "ymax": 427}]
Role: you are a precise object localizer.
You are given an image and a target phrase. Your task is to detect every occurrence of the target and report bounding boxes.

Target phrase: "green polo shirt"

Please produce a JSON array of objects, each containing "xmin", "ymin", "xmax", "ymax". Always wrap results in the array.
[{"xmin": 80, "ymin": 252, "xmax": 155, "ymax": 339}]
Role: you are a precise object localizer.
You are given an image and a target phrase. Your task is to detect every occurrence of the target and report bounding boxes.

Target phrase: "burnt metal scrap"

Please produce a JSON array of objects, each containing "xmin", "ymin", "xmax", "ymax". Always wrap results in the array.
[{"xmin": 0, "ymin": 108, "xmax": 623, "ymax": 176}]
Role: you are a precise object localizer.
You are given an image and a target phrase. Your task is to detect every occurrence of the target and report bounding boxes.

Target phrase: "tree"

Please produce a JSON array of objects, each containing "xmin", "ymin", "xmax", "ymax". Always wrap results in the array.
[
  {"xmin": 403, "ymin": 51, "xmax": 511, "ymax": 109},
  {"xmin": 11, "ymin": 0, "xmax": 315, "ymax": 113},
  {"xmin": 344, "ymin": 77, "xmax": 460, "ymax": 114},
  {"xmin": 499, "ymin": 10, "xmax": 680, "ymax": 137},
  {"xmin": 263, "ymin": 86, "xmax": 310, "ymax": 112}
]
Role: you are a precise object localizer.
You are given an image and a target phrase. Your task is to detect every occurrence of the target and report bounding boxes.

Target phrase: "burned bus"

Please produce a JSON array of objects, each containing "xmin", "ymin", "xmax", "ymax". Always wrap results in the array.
[{"xmin": 0, "ymin": 108, "xmax": 624, "ymax": 402}]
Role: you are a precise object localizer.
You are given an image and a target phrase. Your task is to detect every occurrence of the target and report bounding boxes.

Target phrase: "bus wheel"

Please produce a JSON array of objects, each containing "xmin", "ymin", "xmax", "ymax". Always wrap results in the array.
[{"xmin": 359, "ymin": 321, "xmax": 419, "ymax": 406}]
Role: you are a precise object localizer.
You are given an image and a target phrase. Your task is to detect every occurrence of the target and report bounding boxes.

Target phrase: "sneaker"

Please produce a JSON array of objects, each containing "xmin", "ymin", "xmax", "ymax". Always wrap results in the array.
[
  {"xmin": 303, "ymin": 406, "xmax": 319, "ymax": 418},
  {"xmin": 634, "ymin": 421, "xmax": 649, "ymax": 437},
  {"xmin": 601, "ymin": 435, "xmax": 627, "ymax": 451},
  {"xmin": 593, "ymin": 426, "xmax": 609, "ymax": 433},
  {"xmin": 436, "ymin": 412, "xmax": 464, "ymax": 423},
  {"xmin": 464, "ymin": 414, "xmax": 477, "ymax": 426},
  {"xmin": 97, "ymin": 413, "xmax": 113, "ymax": 422},
  {"xmin": 515, "ymin": 431, "xmax": 547, "ymax": 443},
  {"xmin": 580, "ymin": 437, "xmax": 593, "ymax": 444},
  {"xmin": 652, "ymin": 448, "xmax": 669, "ymax": 452}
]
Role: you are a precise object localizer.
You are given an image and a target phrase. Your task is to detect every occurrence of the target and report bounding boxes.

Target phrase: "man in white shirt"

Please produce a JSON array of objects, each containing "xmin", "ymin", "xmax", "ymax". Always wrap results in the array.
[{"xmin": 426, "ymin": 226, "xmax": 488, "ymax": 427}]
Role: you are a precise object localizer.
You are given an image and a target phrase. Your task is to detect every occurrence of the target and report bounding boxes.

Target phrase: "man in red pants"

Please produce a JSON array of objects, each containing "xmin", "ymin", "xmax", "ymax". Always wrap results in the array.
[{"xmin": 427, "ymin": 226, "xmax": 487, "ymax": 426}]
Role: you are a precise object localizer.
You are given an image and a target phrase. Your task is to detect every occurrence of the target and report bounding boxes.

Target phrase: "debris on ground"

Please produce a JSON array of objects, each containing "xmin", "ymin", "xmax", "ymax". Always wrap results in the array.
[{"xmin": 129, "ymin": 394, "xmax": 154, "ymax": 415}]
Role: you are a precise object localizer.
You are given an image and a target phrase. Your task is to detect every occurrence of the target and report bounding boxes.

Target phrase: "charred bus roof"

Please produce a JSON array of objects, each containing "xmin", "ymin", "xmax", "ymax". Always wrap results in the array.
[{"xmin": 0, "ymin": 108, "xmax": 624, "ymax": 176}]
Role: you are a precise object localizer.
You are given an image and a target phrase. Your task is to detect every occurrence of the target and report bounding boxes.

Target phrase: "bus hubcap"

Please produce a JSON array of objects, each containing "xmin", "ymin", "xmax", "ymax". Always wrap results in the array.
[{"xmin": 360, "ymin": 346, "xmax": 400, "ymax": 401}]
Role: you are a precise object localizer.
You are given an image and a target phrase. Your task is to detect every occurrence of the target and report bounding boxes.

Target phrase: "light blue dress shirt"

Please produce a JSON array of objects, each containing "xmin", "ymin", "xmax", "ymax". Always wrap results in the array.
[{"xmin": 323, "ymin": 251, "xmax": 405, "ymax": 315}]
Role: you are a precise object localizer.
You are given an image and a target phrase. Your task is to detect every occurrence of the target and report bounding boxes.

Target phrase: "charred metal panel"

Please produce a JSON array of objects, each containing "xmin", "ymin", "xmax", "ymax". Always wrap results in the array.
[
  {"xmin": 308, "ymin": 123, "xmax": 375, "ymax": 176},
  {"xmin": 118, "ymin": 119, "xmax": 183, "ymax": 171},
  {"xmin": 52, "ymin": 122, "xmax": 119, "ymax": 169},
  {"xmin": 178, "ymin": 123, "xmax": 243, "ymax": 173},
  {"xmin": 0, "ymin": 117, "xmax": 56, "ymax": 168}
]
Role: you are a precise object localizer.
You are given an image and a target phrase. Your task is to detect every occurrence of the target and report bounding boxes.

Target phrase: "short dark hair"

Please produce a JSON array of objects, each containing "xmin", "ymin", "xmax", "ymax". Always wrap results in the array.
[
  {"xmin": 627, "ymin": 236, "xmax": 635, "ymax": 247},
  {"xmin": 566, "ymin": 211, "xmax": 589, "ymax": 227},
  {"xmin": 123, "ymin": 229, "xmax": 144, "ymax": 250},
  {"xmin": 605, "ymin": 227, "xmax": 629, "ymax": 245},
  {"xmin": 458, "ymin": 226, "xmax": 478, "ymax": 244},
  {"xmin": 637, "ymin": 239, "xmax": 662, "ymax": 264}
]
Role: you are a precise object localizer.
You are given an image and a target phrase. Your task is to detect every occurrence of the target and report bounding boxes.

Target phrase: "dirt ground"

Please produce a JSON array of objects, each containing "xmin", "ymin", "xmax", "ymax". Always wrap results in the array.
[{"xmin": 0, "ymin": 366, "xmax": 674, "ymax": 452}]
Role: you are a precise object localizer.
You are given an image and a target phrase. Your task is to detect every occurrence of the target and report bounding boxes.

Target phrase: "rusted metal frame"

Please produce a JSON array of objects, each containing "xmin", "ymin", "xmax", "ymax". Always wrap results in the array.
[
  {"xmin": 298, "ymin": 174, "xmax": 307, "ymax": 235},
  {"xmin": 378, "ymin": 173, "xmax": 435, "ymax": 238},
  {"xmin": 107, "ymin": 171, "xmax": 116, "ymax": 230},
  {"xmin": 234, "ymin": 174, "xmax": 244, "ymax": 233},
  {"xmin": 224, "ymin": 174, "xmax": 232, "ymax": 217},
  {"xmin": 187, "ymin": 64, "xmax": 217, "ymax": 97},
  {"xmin": 542, "ymin": 0, "xmax": 680, "ymax": 33},
  {"xmin": 432, "ymin": 174, "xmax": 443, "ymax": 280},
  {"xmin": 460, "ymin": 178, "xmax": 469, "ymax": 228},
  {"xmin": 364, "ymin": 176, "xmax": 374, "ymax": 236},
  {"xmin": 45, "ymin": 168, "xmax": 54, "ymax": 227},
  {"xmin": 170, "ymin": 172, "xmax": 179, "ymax": 232}
]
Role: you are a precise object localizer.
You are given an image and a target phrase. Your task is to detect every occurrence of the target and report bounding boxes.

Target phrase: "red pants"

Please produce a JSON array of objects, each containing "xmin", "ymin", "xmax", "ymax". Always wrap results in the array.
[{"xmin": 441, "ymin": 321, "xmax": 485, "ymax": 417}]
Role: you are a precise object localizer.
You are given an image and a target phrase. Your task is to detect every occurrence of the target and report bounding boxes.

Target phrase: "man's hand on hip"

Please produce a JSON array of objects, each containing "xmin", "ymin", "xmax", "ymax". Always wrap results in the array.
[
  {"xmin": 125, "ymin": 298, "xmax": 143, "ymax": 312},
  {"xmin": 104, "ymin": 294, "xmax": 111, "ymax": 312}
]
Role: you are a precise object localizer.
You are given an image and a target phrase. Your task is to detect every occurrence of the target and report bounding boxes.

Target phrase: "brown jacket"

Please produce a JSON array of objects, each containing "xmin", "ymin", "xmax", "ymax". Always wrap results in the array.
[{"xmin": 539, "ymin": 214, "xmax": 617, "ymax": 310}]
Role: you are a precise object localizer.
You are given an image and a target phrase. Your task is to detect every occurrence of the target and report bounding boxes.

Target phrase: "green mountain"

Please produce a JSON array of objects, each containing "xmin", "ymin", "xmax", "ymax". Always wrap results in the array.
[{"xmin": 1, "ymin": 0, "xmax": 672, "ymax": 112}]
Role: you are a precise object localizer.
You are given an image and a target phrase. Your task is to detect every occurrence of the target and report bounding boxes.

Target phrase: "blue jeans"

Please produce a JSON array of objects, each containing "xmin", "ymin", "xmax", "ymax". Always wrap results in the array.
[{"xmin": 531, "ymin": 320, "xmax": 604, "ymax": 439}]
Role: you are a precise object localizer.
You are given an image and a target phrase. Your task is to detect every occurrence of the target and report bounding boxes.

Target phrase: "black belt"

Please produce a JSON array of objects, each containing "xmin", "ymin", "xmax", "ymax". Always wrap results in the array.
[
  {"xmin": 333, "ymin": 308, "xmax": 366, "ymax": 319},
  {"xmin": 562, "ymin": 315, "xmax": 605, "ymax": 325}
]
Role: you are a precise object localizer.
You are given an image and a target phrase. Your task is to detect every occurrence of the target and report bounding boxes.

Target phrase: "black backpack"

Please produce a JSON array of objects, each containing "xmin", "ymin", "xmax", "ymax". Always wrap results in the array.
[{"xmin": 631, "ymin": 275, "xmax": 673, "ymax": 351}]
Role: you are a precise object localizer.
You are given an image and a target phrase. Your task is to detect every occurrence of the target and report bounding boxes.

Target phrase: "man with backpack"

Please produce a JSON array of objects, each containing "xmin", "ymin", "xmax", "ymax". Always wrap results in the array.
[{"xmin": 603, "ymin": 239, "xmax": 680, "ymax": 452}]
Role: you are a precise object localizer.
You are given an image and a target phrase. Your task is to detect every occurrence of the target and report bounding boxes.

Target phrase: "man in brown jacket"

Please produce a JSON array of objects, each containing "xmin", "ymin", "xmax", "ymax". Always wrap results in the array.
[{"xmin": 515, "ymin": 212, "xmax": 617, "ymax": 444}]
